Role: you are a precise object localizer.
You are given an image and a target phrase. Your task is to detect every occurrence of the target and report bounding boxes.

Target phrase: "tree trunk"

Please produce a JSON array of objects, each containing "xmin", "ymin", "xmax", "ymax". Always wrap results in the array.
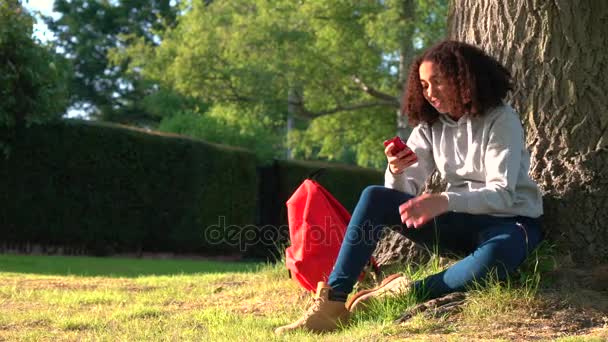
[
  {"xmin": 397, "ymin": 0, "xmax": 416, "ymax": 139},
  {"xmin": 448, "ymin": 0, "xmax": 608, "ymax": 264},
  {"xmin": 286, "ymin": 86, "xmax": 302, "ymax": 159}
]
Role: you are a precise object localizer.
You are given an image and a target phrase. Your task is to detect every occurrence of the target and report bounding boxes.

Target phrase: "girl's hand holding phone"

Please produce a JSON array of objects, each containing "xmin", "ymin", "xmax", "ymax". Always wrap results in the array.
[{"xmin": 383, "ymin": 136, "xmax": 417, "ymax": 174}]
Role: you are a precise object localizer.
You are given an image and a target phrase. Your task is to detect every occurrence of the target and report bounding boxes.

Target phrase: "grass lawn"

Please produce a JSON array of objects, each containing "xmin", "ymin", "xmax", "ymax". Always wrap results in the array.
[
  {"xmin": 0, "ymin": 253, "xmax": 606, "ymax": 341},
  {"xmin": 0, "ymin": 254, "xmax": 258, "ymax": 277}
]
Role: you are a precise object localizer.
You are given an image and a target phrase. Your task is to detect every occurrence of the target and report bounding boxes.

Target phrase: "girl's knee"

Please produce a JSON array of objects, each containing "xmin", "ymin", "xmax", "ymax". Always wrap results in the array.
[
  {"xmin": 481, "ymin": 234, "xmax": 527, "ymax": 271},
  {"xmin": 360, "ymin": 185, "xmax": 413, "ymax": 203},
  {"xmin": 360, "ymin": 185, "xmax": 388, "ymax": 200}
]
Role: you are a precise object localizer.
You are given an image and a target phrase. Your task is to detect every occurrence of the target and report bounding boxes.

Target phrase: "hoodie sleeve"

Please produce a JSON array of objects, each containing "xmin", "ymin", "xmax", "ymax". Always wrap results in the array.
[
  {"xmin": 384, "ymin": 124, "xmax": 435, "ymax": 196},
  {"xmin": 442, "ymin": 109, "xmax": 523, "ymax": 213}
]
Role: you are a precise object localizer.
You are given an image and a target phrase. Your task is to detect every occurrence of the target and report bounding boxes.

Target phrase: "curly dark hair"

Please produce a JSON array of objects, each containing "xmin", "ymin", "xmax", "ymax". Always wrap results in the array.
[{"xmin": 402, "ymin": 40, "xmax": 512, "ymax": 126}]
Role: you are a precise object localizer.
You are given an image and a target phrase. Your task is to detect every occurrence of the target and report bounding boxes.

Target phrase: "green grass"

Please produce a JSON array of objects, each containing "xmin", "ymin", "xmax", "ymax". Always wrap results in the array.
[
  {"xmin": 0, "ymin": 252, "xmax": 605, "ymax": 341},
  {"xmin": 0, "ymin": 254, "xmax": 258, "ymax": 277}
]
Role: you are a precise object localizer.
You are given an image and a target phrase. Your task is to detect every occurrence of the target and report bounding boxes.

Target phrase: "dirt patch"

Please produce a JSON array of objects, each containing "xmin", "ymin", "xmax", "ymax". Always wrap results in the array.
[
  {"xmin": 0, "ymin": 318, "xmax": 52, "ymax": 331},
  {"xmin": 1, "ymin": 276, "xmax": 158, "ymax": 293},
  {"xmin": 120, "ymin": 285, "xmax": 159, "ymax": 293},
  {"xmin": 531, "ymin": 295, "xmax": 607, "ymax": 337},
  {"xmin": 5, "ymin": 278, "xmax": 104, "ymax": 291},
  {"xmin": 211, "ymin": 281, "xmax": 247, "ymax": 294},
  {"xmin": 393, "ymin": 291, "xmax": 608, "ymax": 341}
]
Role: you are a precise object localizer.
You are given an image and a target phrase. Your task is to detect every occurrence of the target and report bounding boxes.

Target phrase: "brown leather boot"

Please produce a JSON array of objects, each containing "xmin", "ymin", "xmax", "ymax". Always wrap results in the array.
[
  {"xmin": 346, "ymin": 273, "xmax": 411, "ymax": 313},
  {"xmin": 274, "ymin": 282, "xmax": 350, "ymax": 335}
]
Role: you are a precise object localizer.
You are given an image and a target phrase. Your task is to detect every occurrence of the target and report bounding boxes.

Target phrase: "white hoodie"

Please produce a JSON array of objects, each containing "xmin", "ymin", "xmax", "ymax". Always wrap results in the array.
[{"xmin": 385, "ymin": 103, "xmax": 543, "ymax": 218}]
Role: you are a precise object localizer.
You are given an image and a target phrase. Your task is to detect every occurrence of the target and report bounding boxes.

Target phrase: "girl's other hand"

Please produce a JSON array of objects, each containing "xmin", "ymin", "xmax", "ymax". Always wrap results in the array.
[{"xmin": 399, "ymin": 193, "xmax": 448, "ymax": 228}]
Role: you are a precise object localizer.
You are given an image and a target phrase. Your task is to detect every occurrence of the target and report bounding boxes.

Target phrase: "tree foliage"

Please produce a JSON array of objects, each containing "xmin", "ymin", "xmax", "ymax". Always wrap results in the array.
[
  {"xmin": 120, "ymin": 0, "xmax": 446, "ymax": 167},
  {"xmin": 157, "ymin": 104, "xmax": 283, "ymax": 162},
  {"xmin": 46, "ymin": 0, "xmax": 181, "ymax": 125},
  {"xmin": 289, "ymin": 108, "xmax": 396, "ymax": 167},
  {"xmin": 0, "ymin": 0, "xmax": 69, "ymax": 154}
]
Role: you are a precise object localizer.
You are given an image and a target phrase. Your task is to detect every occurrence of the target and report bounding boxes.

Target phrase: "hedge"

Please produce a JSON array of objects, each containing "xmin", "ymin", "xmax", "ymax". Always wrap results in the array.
[
  {"xmin": 0, "ymin": 120, "xmax": 385, "ymax": 258},
  {"xmin": 0, "ymin": 120, "xmax": 258, "ymax": 255}
]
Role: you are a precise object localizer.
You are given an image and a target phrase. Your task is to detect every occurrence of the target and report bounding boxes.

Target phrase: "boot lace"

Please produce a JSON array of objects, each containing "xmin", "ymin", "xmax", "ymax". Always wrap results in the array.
[{"xmin": 303, "ymin": 296, "xmax": 324, "ymax": 318}]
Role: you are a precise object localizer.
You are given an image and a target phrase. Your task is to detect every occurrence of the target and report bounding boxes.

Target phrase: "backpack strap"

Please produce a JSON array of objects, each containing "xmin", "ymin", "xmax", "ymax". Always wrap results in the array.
[{"xmin": 307, "ymin": 168, "xmax": 327, "ymax": 181}]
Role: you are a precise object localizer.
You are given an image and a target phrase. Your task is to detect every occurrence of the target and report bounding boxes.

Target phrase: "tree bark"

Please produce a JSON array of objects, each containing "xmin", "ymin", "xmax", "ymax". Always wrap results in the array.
[
  {"xmin": 397, "ymin": 0, "xmax": 417, "ymax": 139},
  {"xmin": 448, "ymin": 0, "xmax": 608, "ymax": 264},
  {"xmin": 286, "ymin": 86, "xmax": 301, "ymax": 159}
]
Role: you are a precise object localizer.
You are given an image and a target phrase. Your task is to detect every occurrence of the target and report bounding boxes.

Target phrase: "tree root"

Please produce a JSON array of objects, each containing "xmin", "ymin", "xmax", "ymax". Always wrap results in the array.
[{"xmin": 395, "ymin": 292, "xmax": 467, "ymax": 323}]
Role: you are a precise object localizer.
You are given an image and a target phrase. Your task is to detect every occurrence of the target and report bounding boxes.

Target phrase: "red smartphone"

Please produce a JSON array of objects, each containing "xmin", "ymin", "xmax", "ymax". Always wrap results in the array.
[{"xmin": 383, "ymin": 136, "xmax": 415, "ymax": 158}]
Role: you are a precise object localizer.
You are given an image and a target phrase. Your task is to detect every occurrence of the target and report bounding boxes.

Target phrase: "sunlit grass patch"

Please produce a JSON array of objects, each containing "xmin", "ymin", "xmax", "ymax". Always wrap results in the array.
[
  {"xmin": 462, "ymin": 241, "xmax": 558, "ymax": 321},
  {"xmin": 0, "ymin": 251, "xmax": 604, "ymax": 341},
  {"xmin": 65, "ymin": 290, "xmax": 127, "ymax": 306},
  {"xmin": 187, "ymin": 307, "xmax": 290, "ymax": 341},
  {"xmin": 462, "ymin": 279, "xmax": 532, "ymax": 323}
]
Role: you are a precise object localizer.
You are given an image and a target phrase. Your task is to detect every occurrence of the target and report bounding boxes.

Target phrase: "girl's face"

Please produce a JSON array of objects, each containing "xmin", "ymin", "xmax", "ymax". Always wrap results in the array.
[{"xmin": 419, "ymin": 60, "xmax": 455, "ymax": 116}]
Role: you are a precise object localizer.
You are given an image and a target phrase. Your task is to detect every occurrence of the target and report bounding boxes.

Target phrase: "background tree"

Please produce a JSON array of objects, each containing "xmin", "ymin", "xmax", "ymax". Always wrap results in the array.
[
  {"xmin": 157, "ymin": 103, "xmax": 282, "ymax": 162},
  {"xmin": 121, "ymin": 0, "xmax": 447, "ymax": 167},
  {"xmin": 0, "ymin": 0, "xmax": 69, "ymax": 154},
  {"xmin": 448, "ymin": 0, "xmax": 608, "ymax": 264},
  {"xmin": 46, "ymin": 0, "xmax": 181, "ymax": 125}
]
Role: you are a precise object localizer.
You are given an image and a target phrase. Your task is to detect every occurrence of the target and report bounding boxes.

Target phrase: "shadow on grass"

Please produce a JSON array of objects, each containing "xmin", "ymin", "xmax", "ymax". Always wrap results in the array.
[{"xmin": 0, "ymin": 254, "xmax": 261, "ymax": 278}]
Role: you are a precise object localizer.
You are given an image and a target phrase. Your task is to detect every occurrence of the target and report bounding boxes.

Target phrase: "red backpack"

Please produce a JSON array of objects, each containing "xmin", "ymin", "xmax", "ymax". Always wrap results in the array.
[{"xmin": 285, "ymin": 177, "xmax": 379, "ymax": 292}]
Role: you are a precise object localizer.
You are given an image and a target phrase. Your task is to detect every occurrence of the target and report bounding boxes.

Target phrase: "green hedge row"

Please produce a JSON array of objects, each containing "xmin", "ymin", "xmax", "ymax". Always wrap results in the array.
[
  {"xmin": 0, "ymin": 120, "xmax": 384, "ymax": 258},
  {"xmin": 0, "ymin": 120, "xmax": 258, "ymax": 255}
]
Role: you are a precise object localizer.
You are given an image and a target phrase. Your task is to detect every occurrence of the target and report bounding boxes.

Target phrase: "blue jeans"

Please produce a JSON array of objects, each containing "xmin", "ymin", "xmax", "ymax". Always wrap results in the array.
[{"xmin": 327, "ymin": 186, "xmax": 542, "ymax": 299}]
